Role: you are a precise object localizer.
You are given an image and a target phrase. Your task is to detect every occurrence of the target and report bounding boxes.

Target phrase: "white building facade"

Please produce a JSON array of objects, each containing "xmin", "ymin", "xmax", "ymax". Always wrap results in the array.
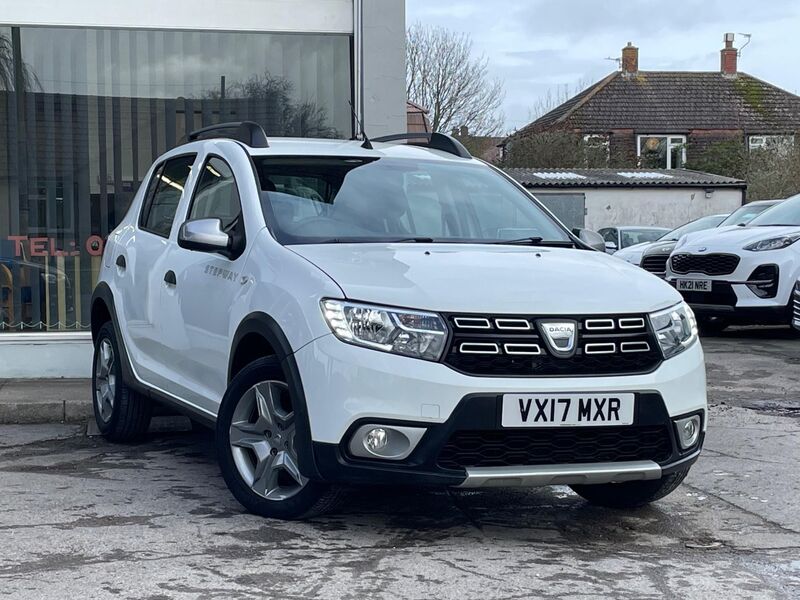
[{"xmin": 0, "ymin": 0, "xmax": 406, "ymax": 377}]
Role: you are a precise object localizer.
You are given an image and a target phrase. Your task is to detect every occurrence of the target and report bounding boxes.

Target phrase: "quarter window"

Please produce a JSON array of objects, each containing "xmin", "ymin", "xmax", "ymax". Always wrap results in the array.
[
  {"xmin": 637, "ymin": 135, "xmax": 686, "ymax": 169},
  {"xmin": 140, "ymin": 155, "xmax": 196, "ymax": 237},
  {"xmin": 189, "ymin": 157, "xmax": 242, "ymax": 230}
]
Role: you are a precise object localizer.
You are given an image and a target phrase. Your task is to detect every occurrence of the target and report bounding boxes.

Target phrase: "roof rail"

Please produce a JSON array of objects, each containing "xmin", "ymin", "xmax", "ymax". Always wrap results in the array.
[
  {"xmin": 371, "ymin": 132, "xmax": 472, "ymax": 159},
  {"xmin": 187, "ymin": 121, "xmax": 269, "ymax": 148}
]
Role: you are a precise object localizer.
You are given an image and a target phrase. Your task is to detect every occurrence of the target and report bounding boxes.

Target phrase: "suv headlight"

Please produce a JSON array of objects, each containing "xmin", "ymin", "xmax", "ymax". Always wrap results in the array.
[
  {"xmin": 649, "ymin": 302, "xmax": 698, "ymax": 359},
  {"xmin": 744, "ymin": 234, "xmax": 800, "ymax": 252},
  {"xmin": 321, "ymin": 299, "xmax": 447, "ymax": 360}
]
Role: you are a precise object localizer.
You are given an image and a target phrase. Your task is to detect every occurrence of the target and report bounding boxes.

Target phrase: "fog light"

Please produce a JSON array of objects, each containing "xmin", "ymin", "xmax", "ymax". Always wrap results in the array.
[
  {"xmin": 348, "ymin": 424, "xmax": 427, "ymax": 460},
  {"xmin": 674, "ymin": 415, "xmax": 701, "ymax": 450},
  {"xmin": 365, "ymin": 428, "xmax": 388, "ymax": 452}
]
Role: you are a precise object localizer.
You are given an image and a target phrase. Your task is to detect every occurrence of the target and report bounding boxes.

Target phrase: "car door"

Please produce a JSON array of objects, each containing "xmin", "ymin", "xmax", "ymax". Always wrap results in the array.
[
  {"xmin": 115, "ymin": 153, "xmax": 196, "ymax": 385},
  {"xmin": 157, "ymin": 152, "xmax": 253, "ymax": 414}
]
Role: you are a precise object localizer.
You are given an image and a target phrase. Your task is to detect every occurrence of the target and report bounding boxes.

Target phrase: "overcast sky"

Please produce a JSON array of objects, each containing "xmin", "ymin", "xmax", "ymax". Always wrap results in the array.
[{"xmin": 406, "ymin": 0, "xmax": 800, "ymax": 133}]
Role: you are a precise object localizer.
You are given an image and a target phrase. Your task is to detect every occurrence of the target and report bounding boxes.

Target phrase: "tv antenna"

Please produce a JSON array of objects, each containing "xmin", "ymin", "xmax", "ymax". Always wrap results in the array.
[
  {"xmin": 348, "ymin": 100, "xmax": 373, "ymax": 150},
  {"xmin": 605, "ymin": 56, "xmax": 621, "ymax": 69},
  {"xmin": 737, "ymin": 33, "xmax": 752, "ymax": 56}
]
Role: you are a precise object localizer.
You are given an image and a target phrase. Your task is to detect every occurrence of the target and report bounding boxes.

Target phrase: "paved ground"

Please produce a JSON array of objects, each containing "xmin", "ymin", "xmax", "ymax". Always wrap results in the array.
[{"xmin": 1, "ymin": 328, "xmax": 799, "ymax": 599}]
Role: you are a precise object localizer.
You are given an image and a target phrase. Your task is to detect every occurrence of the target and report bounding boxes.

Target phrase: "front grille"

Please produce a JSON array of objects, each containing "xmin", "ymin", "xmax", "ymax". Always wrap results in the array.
[
  {"xmin": 437, "ymin": 426, "xmax": 673, "ymax": 470},
  {"xmin": 671, "ymin": 253, "xmax": 740, "ymax": 276},
  {"xmin": 443, "ymin": 314, "xmax": 662, "ymax": 376},
  {"xmin": 641, "ymin": 254, "xmax": 669, "ymax": 275},
  {"xmin": 793, "ymin": 282, "xmax": 800, "ymax": 325}
]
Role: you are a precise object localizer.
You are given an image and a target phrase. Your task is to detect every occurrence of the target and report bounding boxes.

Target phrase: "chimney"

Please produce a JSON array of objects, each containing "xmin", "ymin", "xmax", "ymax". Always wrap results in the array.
[
  {"xmin": 621, "ymin": 42, "xmax": 638, "ymax": 75},
  {"xmin": 721, "ymin": 32, "xmax": 738, "ymax": 76}
]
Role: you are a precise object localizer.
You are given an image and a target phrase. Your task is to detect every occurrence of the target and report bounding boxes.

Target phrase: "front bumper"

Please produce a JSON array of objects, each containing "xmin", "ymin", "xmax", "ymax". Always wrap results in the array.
[
  {"xmin": 310, "ymin": 392, "xmax": 704, "ymax": 487},
  {"xmin": 666, "ymin": 250, "xmax": 799, "ymax": 322},
  {"xmin": 294, "ymin": 334, "xmax": 707, "ymax": 486}
]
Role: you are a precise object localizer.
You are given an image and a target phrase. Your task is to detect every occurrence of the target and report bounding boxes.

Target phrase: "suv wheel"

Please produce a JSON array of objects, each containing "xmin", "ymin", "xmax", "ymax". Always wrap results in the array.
[
  {"xmin": 570, "ymin": 467, "xmax": 689, "ymax": 508},
  {"xmin": 92, "ymin": 322, "xmax": 152, "ymax": 441},
  {"xmin": 216, "ymin": 357, "xmax": 343, "ymax": 520}
]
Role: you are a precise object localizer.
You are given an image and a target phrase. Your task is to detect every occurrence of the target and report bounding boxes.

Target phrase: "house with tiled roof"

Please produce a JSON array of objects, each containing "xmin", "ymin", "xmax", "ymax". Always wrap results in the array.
[{"xmin": 507, "ymin": 34, "xmax": 800, "ymax": 170}]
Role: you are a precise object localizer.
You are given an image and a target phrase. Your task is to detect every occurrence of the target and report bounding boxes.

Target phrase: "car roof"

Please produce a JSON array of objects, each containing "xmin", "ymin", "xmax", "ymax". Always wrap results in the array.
[
  {"xmin": 164, "ymin": 136, "xmax": 482, "ymax": 165},
  {"xmin": 618, "ymin": 226, "xmax": 670, "ymax": 231},
  {"xmin": 248, "ymin": 137, "xmax": 479, "ymax": 163}
]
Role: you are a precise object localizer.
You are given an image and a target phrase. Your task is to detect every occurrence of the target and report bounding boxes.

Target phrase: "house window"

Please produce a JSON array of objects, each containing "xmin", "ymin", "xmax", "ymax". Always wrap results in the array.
[
  {"xmin": 748, "ymin": 135, "xmax": 795, "ymax": 155},
  {"xmin": 583, "ymin": 134, "xmax": 609, "ymax": 167},
  {"xmin": 637, "ymin": 135, "xmax": 686, "ymax": 169}
]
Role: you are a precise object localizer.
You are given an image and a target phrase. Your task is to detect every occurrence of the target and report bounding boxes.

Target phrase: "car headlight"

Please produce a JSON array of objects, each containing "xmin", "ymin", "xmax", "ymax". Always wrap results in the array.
[
  {"xmin": 321, "ymin": 299, "xmax": 447, "ymax": 360},
  {"xmin": 744, "ymin": 234, "xmax": 800, "ymax": 252},
  {"xmin": 649, "ymin": 302, "xmax": 698, "ymax": 359}
]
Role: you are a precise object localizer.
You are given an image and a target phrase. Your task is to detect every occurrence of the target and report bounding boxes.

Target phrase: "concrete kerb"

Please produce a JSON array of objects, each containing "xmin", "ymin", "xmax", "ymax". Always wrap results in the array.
[{"xmin": 0, "ymin": 379, "xmax": 93, "ymax": 424}]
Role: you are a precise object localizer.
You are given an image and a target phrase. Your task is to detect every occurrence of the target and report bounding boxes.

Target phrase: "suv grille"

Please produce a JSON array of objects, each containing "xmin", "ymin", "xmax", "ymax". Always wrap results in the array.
[
  {"xmin": 437, "ymin": 426, "xmax": 672, "ymax": 470},
  {"xmin": 641, "ymin": 254, "xmax": 669, "ymax": 275},
  {"xmin": 671, "ymin": 253, "xmax": 740, "ymax": 276},
  {"xmin": 793, "ymin": 282, "xmax": 800, "ymax": 325},
  {"xmin": 443, "ymin": 314, "xmax": 662, "ymax": 376}
]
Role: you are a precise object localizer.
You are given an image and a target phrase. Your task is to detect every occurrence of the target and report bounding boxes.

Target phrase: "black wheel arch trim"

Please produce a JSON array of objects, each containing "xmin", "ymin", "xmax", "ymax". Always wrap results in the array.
[
  {"xmin": 90, "ymin": 282, "xmax": 216, "ymax": 428},
  {"xmin": 228, "ymin": 312, "xmax": 322, "ymax": 480}
]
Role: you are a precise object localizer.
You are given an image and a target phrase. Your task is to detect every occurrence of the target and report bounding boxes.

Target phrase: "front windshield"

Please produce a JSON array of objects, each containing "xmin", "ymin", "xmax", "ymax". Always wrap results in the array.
[
  {"xmin": 718, "ymin": 202, "xmax": 776, "ymax": 227},
  {"xmin": 254, "ymin": 157, "xmax": 571, "ymax": 245},
  {"xmin": 748, "ymin": 194, "xmax": 800, "ymax": 227},
  {"xmin": 661, "ymin": 214, "xmax": 726, "ymax": 240}
]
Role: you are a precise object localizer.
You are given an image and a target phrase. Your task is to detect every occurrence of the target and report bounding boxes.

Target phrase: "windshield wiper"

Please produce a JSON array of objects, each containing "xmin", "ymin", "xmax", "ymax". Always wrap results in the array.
[
  {"xmin": 491, "ymin": 237, "xmax": 576, "ymax": 247},
  {"xmin": 392, "ymin": 237, "xmax": 436, "ymax": 243},
  {"xmin": 492, "ymin": 236, "xmax": 543, "ymax": 245}
]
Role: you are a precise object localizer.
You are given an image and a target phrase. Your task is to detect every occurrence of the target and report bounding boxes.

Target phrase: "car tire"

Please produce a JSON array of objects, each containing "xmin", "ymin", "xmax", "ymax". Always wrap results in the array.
[
  {"xmin": 570, "ymin": 467, "xmax": 689, "ymax": 509},
  {"xmin": 92, "ymin": 322, "xmax": 153, "ymax": 442},
  {"xmin": 697, "ymin": 316, "xmax": 728, "ymax": 336},
  {"xmin": 216, "ymin": 356, "xmax": 344, "ymax": 520}
]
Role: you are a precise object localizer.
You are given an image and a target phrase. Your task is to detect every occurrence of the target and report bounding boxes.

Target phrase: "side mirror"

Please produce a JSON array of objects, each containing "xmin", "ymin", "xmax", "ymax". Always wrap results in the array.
[
  {"xmin": 604, "ymin": 241, "xmax": 618, "ymax": 253},
  {"xmin": 576, "ymin": 229, "xmax": 606, "ymax": 252},
  {"xmin": 178, "ymin": 218, "xmax": 231, "ymax": 254}
]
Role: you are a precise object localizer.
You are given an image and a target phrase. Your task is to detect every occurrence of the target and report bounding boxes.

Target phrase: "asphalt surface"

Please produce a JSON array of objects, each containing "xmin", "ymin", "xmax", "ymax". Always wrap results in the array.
[{"xmin": 1, "ymin": 328, "xmax": 799, "ymax": 599}]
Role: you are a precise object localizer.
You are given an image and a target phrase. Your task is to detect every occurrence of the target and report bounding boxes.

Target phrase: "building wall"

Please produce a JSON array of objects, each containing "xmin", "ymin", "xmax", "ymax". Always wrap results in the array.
[
  {"xmin": 584, "ymin": 187, "xmax": 744, "ymax": 230},
  {"xmin": 0, "ymin": 0, "xmax": 355, "ymax": 33},
  {"xmin": 361, "ymin": 0, "xmax": 406, "ymax": 137},
  {"xmin": 528, "ymin": 187, "xmax": 744, "ymax": 231}
]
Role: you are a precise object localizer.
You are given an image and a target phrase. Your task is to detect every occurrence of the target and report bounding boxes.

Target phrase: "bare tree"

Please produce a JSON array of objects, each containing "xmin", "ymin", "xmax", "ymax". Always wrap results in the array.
[
  {"xmin": 525, "ymin": 78, "xmax": 593, "ymax": 122},
  {"xmin": 0, "ymin": 33, "xmax": 39, "ymax": 91},
  {"xmin": 406, "ymin": 23, "xmax": 504, "ymax": 136}
]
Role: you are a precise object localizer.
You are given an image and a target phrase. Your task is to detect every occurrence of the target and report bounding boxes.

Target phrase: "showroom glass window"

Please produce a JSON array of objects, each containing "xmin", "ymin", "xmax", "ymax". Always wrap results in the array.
[{"xmin": 0, "ymin": 26, "xmax": 352, "ymax": 332}]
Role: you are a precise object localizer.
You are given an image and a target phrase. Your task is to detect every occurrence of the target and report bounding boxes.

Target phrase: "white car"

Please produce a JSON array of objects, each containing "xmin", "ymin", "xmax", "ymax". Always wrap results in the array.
[
  {"xmin": 667, "ymin": 193, "xmax": 800, "ymax": 332},
  {"xmin": 617, "ymin": 214, "xmax": 728, "ymax": 267},
  {"xmin": 90, "ymin": 122, "xmax": 707, "ymax": 519},
  {"xmin": 598, "ymin": 226, "xmax": 670, "ymax": 256}
]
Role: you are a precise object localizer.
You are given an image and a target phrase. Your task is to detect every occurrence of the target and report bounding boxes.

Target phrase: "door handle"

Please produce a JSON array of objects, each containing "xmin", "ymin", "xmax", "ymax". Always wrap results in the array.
[
  {"xmin": 115, "ymin": 255, "xmax": 126, "ymax": 269},
  {"xmin": 164, "ymin": 270, "xmax": 177, "ymax": 286}
]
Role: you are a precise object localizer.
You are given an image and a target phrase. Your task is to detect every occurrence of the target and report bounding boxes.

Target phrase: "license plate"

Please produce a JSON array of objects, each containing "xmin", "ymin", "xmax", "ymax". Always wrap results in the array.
[
  {"xmin": 502, "ymin": 393, "xmax": 635, "ymax": 427},
  {"xmin": 677, "ymin": 279, "xmax": 712, "ymax": 292}
]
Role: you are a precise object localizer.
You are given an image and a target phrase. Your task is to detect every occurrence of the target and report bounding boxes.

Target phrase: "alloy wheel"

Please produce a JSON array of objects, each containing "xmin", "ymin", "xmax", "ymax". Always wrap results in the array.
[
  {"xmin": 94, "ymin": 338, "xmax": 116, "ymax": 423},
  {"xmin": 229, "ymin": 380, "xmax": 308, "ymax": 501}
]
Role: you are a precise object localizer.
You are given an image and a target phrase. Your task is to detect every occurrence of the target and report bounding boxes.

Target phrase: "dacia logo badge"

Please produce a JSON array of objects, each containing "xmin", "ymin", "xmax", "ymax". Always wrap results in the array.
[
  {"xmin": 698, "ymin": 247, "xmax": 708, "ymax": 252},
  {"xmin": 538, "ymin": 320, "xmax": 578, "ymax": 358}
]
